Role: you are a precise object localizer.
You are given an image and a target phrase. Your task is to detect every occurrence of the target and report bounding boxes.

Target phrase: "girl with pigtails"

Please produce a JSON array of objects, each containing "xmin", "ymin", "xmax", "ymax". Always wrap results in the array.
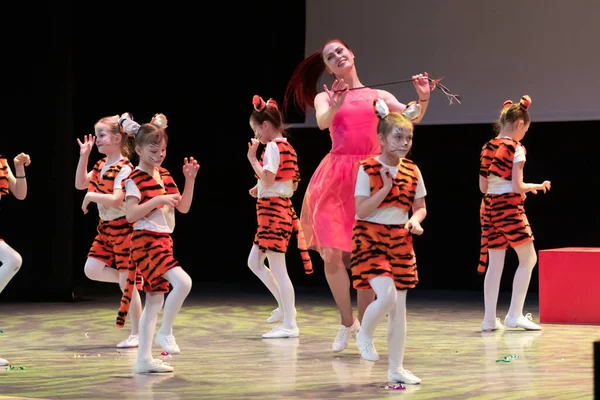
[
  {"xmin": 283, "ymin": 38, "xmax": 431, "ymax": 352},
  {"xmin": 75, "ymin": 113, "xmax": 143, "ymax": 349},
  {"xmin": 119, "ymin": 113, "xmax": 199, "ymax": 374},
  {"xmin": 478, "ymin": 95, "xmax": 551, "ymax": 332},
  {"xmin": 247, "ymin": 95, "xmax": 313, "ymax": 339},
  {"xmin": 350, "ymin": 98, "xmax": 425, "ymax": 385}
]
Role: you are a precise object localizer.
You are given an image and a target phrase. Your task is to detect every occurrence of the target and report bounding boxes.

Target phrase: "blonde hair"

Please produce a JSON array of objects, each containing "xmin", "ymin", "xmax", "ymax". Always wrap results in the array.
[
  {"xmin": 376, "ymin": 112, "xmax": 413, "ymax": 137},
  {"xmin": 95, "ymin": 115, "xmax": 132, "ymax": 158}
]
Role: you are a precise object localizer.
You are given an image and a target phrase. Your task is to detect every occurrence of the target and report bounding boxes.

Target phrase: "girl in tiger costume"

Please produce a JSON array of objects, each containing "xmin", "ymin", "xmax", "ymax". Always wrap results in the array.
[
  {"xmin": 284, "ymin": 38, "xmax": 431, "ymax": 353},
  {"xmin": 0, "ymin": 151, "xmax": 30, "ymax": 367},
  {"xmin": 75, "ymin": 114, "xmax": 142, "ymax": 349},
  {"xmin": 122, "ymin": 114, "xmax": 198, "ymax": 374},
  {"xmin": 351, "ymin": 98, "xmax": 425, "ymax": 385},
  {"xmin": 479, "ymin": 95, "xmax": 550, "ymax": 332},
  {"xmin": 247, "ymin": 94, "xmax": 313, "ymax": 339}
]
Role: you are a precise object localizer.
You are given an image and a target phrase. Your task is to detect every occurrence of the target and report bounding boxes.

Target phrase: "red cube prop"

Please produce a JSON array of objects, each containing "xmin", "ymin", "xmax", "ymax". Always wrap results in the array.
[{"xmin": 539, "ymin": 248, "xmax": 600, "ymax": 324}]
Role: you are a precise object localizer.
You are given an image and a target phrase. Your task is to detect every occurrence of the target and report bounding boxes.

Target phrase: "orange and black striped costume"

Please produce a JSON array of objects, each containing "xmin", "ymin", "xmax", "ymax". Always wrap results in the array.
[
  {"xmin": 117, "ymin": 167, "xmax": 180, "ymax": 328},
  {"xmin": 351, "ymin": 157, "xmax": 420, "ymax": 290},
  {"xmin": 478, "ymin": 138, "xmax": 533, "ymax": 274},
  {"xmin": 87, "ymin": 158, "xmax": 137, "ymax": 276},
  {"xmin": 253, "ymin": 139, "xmax": 313, "ymax": 274},
  {"xmin": 0, "ymin": 155, "xmax": 8, "ymax": 242},
  {"xmin": 0, "ymin": 156, "xmax": 8, "ymax": 197}
]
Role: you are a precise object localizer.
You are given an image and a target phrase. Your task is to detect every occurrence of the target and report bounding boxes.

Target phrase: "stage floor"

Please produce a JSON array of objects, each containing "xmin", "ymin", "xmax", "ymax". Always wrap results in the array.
[{"xmin": 0, "ymin": 287, "xmax": 597, "ymax": 399}]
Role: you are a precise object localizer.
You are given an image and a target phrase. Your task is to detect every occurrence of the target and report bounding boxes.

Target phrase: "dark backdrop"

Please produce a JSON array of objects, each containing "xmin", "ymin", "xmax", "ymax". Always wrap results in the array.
[{"xmin": 1, "ymin": 1, "xmax": 597, "ymax": 301}]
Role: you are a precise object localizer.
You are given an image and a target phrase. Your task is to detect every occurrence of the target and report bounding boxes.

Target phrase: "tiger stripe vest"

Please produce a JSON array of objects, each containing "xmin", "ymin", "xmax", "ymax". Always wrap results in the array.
[
  {"xmin": 88, "ymin": 157, "xmax": 133, "ymax": 195},
  {"xmin": 0, "ymin": 156, "xmax": 8, "ymax": 196},
  {"xmin": 359, "ymin": 157, "xmax": 419, "ymax": 212},
  {"xmin": 480, "ymin": 137, "xmax": 526, "ymax": 180}
]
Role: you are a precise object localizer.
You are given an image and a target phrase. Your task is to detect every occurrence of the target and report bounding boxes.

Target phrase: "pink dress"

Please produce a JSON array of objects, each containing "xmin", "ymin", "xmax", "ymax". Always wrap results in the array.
[{"xmin": 300, "ymin": 88, "xmax": 380, "ymax": 266}]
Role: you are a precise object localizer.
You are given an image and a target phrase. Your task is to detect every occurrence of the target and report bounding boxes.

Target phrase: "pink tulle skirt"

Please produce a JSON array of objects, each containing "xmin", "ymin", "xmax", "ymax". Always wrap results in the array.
[{"xmin": 300, "ymin": 152, "xmax": 374, "ymax": 267}]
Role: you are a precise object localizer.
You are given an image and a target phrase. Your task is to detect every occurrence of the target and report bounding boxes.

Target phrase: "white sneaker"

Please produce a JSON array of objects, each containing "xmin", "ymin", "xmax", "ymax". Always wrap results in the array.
[
  {"xmin": 356, "ymin": 332, "xmax": 379, "ymax": 361},
  {"xmin": 117, "ymin": 334, "xmax": 139, "ymax": 348},
  {"xmin": 504, "ymin": 313, "xmax": 542, "ymax": 330},
  {"xmin": 155, "ymin": 332, "xmax": 181, "ymax": 354},
  {"xmin": 481, "ymin": 317, "xmax": 505, "ymax": 332},
  {"xmin": 134, "ymin": 358, "xmax": 174, "ymax": 374},
  {"xmin": 332, "ymin": 318, "xmax": 360, "ymax": 352},
  {"xmin": 388, "ymin": 368, "xmax": 421, "ymax": 384},
  {"xmin": 262, "ymin": 325, "xmax": 300, "ymax": 338},
  {"xmin": 0, "ymin": 357, "xmax": 9, "ymax": 366}
]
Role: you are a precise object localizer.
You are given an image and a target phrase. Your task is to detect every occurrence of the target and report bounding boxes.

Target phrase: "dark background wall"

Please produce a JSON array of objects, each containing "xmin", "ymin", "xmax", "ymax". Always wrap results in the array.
[{"xmin": 1, "ymin": 1, "xmax": 597, "ymax": 301}]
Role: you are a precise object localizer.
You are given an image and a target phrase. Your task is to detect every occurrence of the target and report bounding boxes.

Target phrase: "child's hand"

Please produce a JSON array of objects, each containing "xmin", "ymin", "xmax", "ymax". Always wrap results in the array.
[
  {"xmin": 529, "ymin": 181, "xmax": 551, "ymax": 195},
  {"xmin": 247, "ymin": 138, "xmax": 259, "ymax": 160},
  {"xmin": 13, "ymin": 153, "xmax": 31, "ymax": 167},
  {"xmin": 81, "ymin": 193, "xmax": 91, "ymax": 214},
  {"xmin": 77, "ymin": 134, "xmax": 95, "ymax": 156},
  {"xmin": 539, "ymin": 180, "xmax": 551, "ymax": 193},
  {"xmin": 380, "ymin": 167, "xmax": 393, "ymax": 189},
  {"xmin": 405, "ymin": 218, "xmax": 423, "ymax": 235},
  {"xmin": 182, "ymin": 157, "xmax": 200, "ymax": 179},
  {"xmin": 157, "ymin": 193, "xmax": 181, "ymax": 208},
  {"xmin": 249, "ymin": 186, "xmax": 258, "ymax": 198}
]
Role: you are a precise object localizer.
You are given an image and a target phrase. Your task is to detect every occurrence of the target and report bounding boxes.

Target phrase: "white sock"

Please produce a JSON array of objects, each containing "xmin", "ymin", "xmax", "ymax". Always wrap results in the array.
[
  {"xmin": 387, "ymin": 289, "xmax": 407, "ymax": 372},
  {"xmin": 158, "ymin": 267, "xmax": 192, "ymax": 336},
  {"xmin": 360, "ymin": 276, "xmax": 396, "ymax": 341},
  {"xmin": 267, "ymin": 251, "xmax": 297, "ymax": 330},
  {"xmin": 483, "ymin": 249, "xmax": 506, "ymax": 323},
  {"xmin": 507, "ymin": 242, "xmax": 537, "ymax": 319},
  {"xmin": 248, "ymin": 245, "xmax": 283, "ymax": 310},
  {"xmin": 137, "ymin": 292, "xmax": 163, "ymax": 363}
]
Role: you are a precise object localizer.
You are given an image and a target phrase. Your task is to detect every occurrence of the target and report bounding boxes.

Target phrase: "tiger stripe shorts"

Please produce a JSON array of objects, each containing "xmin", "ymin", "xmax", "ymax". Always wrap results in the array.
[{"xmin": 350, "ymin": 220, "xmax": 418, "ymax": 291}]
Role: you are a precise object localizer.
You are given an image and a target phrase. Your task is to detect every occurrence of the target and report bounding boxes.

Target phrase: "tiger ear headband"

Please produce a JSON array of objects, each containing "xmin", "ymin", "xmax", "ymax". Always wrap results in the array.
[
  {"xmin": 151, "ymin": 113, "xmax": 168, "ymax": 129},
  {"xmin": 373, "ymin": 98, "xmax": 422, "ymax": 121},
  {"xmin": 253, "ymin": 95, "xmax": 279, "ymax": 112},
  {"xmin": 503, "ymin": 95, "xmax": 532, "ymax": 111},
  {"xmin": 118, "ymin": 112, "xmax": 140, "ymax": 136}
]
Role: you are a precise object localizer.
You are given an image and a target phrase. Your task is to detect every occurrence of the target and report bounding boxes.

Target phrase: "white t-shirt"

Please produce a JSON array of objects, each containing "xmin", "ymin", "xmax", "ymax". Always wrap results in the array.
[
  {"xmin": 487, "ymin": 138, "xmax": 526, "ymax": 194},
  {"xmin": 257, "ymin": 139, "xmax": 294, "ymax": 198},
  {"xmin": 125, "ymin": 167, "xmax": 176, "ymax": 233},
  {"xmin": 97, "ymin": 161, "xmax": 132, "ymax": 221},
  {"xmin": 354, "ymin": 156, "xmax": 427, "ymax": 224}
]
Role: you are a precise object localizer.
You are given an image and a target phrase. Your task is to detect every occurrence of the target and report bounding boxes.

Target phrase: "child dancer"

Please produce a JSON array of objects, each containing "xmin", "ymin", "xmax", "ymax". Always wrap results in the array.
[
  {"xmin": 0, "ymin": 151, "xmax": 30, "ymax": 366},
  {"xmin": 122, "ymin": 114, "xmax": 198, "ymax": 373},
  {"xmin": 247, "ymin": 95, "xmax": 313, "ymax": 339},
  {"xmin": 284, "ymin": 38, "xmax": 430, "ymax": 353},
  {"xmin": 479, "ymin": 95, "xmax": 550, "ymax": 331},
  {"xmin": 75, "ymin": 114, "xmax": 142, "ymax": 348},
  {"xmin": 351, "ymin": 98, "xmax": 424, "ymax": 385}
]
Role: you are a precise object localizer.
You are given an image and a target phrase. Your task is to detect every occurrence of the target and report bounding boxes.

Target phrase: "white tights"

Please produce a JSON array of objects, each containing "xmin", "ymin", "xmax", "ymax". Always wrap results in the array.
[
  {"xmin": 483, "ymin": 241, "xmax": 538, "ymax": 323},
  {"xmin": 138, "ymin": 267, "xmax": 192, "ymax": 363},
  {"xmin": 0, "ymin": 241, "xmax": 22, "ymax": 294},
  {"xmin": 248, "ymin": 245, "xmax": 297, "ymax": 330},
  {"xmin": 359, "ymin": 276, "xmax": 408, "ymax": 373},
  {"xmin": 84, "ymin": 258, "xmax": 142, "ymax": 335}
]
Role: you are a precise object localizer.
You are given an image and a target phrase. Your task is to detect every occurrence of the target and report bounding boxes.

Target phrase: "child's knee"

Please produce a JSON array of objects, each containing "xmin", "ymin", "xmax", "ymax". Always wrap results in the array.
[
  {"xmin": 178, "ymin": 272, "xmax": 193, "ymax": 293},
  {"xmin": 12, "ymin": 252, "xmax": 23, "ymax": 272},
  {"xmin": 84, "ymin": 262, "xmax": 99, "ymax": 280}
]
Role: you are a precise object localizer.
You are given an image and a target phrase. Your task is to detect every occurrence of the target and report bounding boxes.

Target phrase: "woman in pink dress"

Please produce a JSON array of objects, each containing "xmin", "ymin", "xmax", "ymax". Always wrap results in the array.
[{"xmin": 284, "ymin": 39, "xmax": 431, "ymax": 352}]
